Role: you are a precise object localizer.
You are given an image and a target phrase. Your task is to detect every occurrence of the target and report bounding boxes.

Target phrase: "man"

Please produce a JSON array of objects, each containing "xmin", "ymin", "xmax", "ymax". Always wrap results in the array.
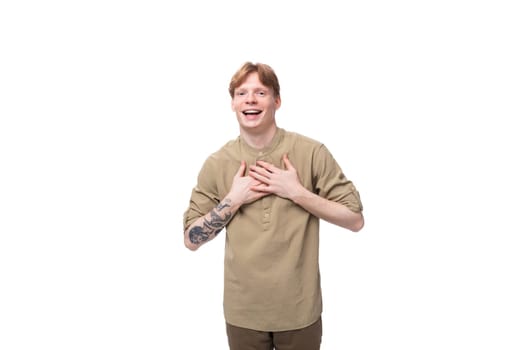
[{"xmin": 183, "ymin": 62, "xmax": 364, "ymax": 350}]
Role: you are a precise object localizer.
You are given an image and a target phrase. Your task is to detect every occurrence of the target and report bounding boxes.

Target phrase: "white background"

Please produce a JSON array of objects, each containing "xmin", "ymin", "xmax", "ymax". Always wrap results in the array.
[{"xmin": 1, "ymin": 1, "xmax": 524, "ymax": 349}]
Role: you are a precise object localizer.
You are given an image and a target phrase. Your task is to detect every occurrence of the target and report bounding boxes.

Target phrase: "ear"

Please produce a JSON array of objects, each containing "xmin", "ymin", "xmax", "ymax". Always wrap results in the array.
[
  {"xmin": 231, "ymin": 99, "xmax": 235, "ymax": 111},
  {"xmin": 275, "ymin": 96, "xmax": 281, "ymax": 110}
]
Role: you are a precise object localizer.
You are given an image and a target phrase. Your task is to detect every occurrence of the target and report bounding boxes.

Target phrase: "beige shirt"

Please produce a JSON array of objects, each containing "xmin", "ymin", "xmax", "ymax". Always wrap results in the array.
[{"xmin": 183, "ymin": 128, "xmax": 363, "ymax": 331}]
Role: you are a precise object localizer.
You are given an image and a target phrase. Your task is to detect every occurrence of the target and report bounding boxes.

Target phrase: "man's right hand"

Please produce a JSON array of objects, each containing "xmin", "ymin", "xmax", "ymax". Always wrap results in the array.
[{"xmin": 228, "ymin": 161, "xmax": 269, "ymax": 206}]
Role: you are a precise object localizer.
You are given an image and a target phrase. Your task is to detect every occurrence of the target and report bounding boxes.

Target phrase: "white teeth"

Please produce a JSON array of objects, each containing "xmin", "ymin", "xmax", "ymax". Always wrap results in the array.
[{"xmin": 243, "ymin": 110, "xmax": 261, "ymax": 114}]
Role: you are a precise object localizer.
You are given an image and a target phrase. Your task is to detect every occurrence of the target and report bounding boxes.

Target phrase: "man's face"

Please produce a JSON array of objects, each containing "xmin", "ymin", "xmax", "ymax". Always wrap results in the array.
[{"xmin": 231, "ymin": 72, "xmax": 281, "ymax": 132}]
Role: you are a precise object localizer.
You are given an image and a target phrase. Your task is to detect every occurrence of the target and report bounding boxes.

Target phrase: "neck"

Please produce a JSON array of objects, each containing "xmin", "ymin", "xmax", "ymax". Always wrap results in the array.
[{"xmin": 240, "ymin": 124, "xmax": 278, "ymax": 150}]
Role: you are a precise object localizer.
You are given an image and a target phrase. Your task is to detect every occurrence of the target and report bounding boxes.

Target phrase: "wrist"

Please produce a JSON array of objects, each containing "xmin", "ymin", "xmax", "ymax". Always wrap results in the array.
[
  {"xmin": 290, "ymin": 186, "xmax": 312, "ymax": 204},
  {"xmin": 222, "ymin": 195, "xmax": 242, "ymax": 212}
]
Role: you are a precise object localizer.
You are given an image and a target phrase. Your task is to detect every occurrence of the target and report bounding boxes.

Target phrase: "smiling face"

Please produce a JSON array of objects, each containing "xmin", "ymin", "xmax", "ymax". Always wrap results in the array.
[{"xmin": 231, "ymin": 72, "xmax": 281, "ymax": 135}]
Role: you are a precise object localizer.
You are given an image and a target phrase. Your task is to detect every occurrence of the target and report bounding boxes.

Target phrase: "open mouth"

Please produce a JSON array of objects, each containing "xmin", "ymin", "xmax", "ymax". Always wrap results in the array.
[{"xmin": 242, "ymin": 109, "xmax": 262, "ymax": 116}]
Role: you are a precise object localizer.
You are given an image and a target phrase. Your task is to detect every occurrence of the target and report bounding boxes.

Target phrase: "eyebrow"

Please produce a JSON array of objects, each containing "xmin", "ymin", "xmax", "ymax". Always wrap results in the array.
[{"xmin": 236, "ymin": 87, "xmax": 269, "ymax": 92}]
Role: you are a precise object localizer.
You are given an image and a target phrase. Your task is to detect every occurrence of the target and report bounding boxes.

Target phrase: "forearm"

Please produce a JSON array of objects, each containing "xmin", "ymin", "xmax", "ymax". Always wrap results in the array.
[
  {"xmin": 184, "ymin": 197, "xmax": 241, "ymax": 251},
  {"xmin": 291, "ymin": 188, "xmax": 364, "ymax": 232}
]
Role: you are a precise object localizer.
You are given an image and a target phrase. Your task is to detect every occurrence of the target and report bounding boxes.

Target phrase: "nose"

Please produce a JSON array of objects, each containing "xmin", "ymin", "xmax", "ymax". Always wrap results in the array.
[{"xmin": 245, "ymin": 92, "xmax": 257, "ymax": 104}]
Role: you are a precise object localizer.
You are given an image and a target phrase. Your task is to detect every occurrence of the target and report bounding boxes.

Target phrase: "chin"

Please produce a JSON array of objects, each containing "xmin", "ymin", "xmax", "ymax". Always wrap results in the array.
[{"xmin": 240, "ymin": 118, "xmax": 262, "ymax": 127}]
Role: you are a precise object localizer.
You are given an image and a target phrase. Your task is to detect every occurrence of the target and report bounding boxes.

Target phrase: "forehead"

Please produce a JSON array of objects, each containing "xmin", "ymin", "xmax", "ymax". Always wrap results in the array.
[{"xmin": 236, "ymin": 72, "xmax": 268, "ymax": 89}]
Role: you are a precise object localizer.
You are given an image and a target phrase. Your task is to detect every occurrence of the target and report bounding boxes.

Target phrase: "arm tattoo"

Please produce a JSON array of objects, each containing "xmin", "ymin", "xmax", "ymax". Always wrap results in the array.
[{"xmin": 189, "ymin": 199, "xmax": 232, "ymax": 245}]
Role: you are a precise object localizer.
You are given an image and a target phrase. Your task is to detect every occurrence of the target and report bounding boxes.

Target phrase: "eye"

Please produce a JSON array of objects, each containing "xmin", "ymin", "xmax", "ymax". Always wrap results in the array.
[
  {"xmin": 236, "ymin": 91, "xmax": 246, "ymax": 96},
  {"xmin": 257, "ymin": 91, "xmax": 266, "ymax": 96}
]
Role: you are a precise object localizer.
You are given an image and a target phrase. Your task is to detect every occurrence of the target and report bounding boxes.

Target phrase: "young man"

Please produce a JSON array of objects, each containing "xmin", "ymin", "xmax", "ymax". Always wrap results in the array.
[{"xmin": 183, "ymin": 62, "xmax": 364, "ymax": 350}]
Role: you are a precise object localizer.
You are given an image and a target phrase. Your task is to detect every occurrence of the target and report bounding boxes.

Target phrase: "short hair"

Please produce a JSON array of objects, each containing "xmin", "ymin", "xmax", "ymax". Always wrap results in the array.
[{"xmin": 228, "ymin": 62, "xmax": 280, "ymax": 98}]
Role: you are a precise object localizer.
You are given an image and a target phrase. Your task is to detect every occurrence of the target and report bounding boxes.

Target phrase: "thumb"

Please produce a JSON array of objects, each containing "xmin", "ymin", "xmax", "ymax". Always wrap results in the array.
[
  {"xmin": 282, "ymin": 154, "xmax": 294, "ymax": 170},
  {"xmin": 236, "ymin": 160, "xmax": 246, "ymax": 177}
]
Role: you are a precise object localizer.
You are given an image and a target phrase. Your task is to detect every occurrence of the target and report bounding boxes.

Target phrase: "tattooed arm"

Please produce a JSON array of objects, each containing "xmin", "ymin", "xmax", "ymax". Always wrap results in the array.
[
  {"xmin": 184, "ymin": 199, "xmax": 239, "ymax": 251},
  {"xmin": 184, "ymin": 161, "xmax": 268, "ymax": 251}
]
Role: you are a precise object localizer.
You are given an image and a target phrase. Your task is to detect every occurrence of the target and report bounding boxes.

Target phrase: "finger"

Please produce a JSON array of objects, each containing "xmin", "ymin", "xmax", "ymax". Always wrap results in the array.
[
  {"xmin": 282, "ymin": 153, "xmax": 295, "ymax": 170},
  {"xmin": 255, "ymin": 160, "xmax": 277, "ymax": 173},
  {"xmin": 236, "ymin": 160, "xmax": 246, "ymax": 177},
  {"xmin": 251, "ymin": 183, "xmax": 272, "ymax": 193},
  {"xmin": 249, "ymin": 169, "xmax": 270, "ymax": 184},
  {"xmin": 250, "ymin": 189, "xmax": 271, "ymax": 200},
  {"xmin": 250, "ymin": 165, "xmax": 271, "ymax": 178}
]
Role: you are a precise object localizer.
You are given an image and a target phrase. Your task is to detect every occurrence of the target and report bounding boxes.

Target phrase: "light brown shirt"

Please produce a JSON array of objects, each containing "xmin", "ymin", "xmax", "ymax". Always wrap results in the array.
[{"xmin": 183, "ymin": 128, "xmax": 363, "ymax": 331}]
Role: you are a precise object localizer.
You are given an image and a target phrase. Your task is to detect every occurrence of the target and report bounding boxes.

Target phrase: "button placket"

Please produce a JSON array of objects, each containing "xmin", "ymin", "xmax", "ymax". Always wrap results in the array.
[{"xmin": 255, "ymin": 152, "xmax": 272, "ymax": 229}]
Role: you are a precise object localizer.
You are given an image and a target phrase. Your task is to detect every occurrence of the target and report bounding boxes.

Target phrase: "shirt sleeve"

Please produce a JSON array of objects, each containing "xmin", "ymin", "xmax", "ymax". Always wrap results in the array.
[
  {"xmin": 312, "ymin": 144, "xmax": 363, "ymax": 213},
  {"xmin": 183, "ymin": 156, "xmax": 221, "ymax": 231}
]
